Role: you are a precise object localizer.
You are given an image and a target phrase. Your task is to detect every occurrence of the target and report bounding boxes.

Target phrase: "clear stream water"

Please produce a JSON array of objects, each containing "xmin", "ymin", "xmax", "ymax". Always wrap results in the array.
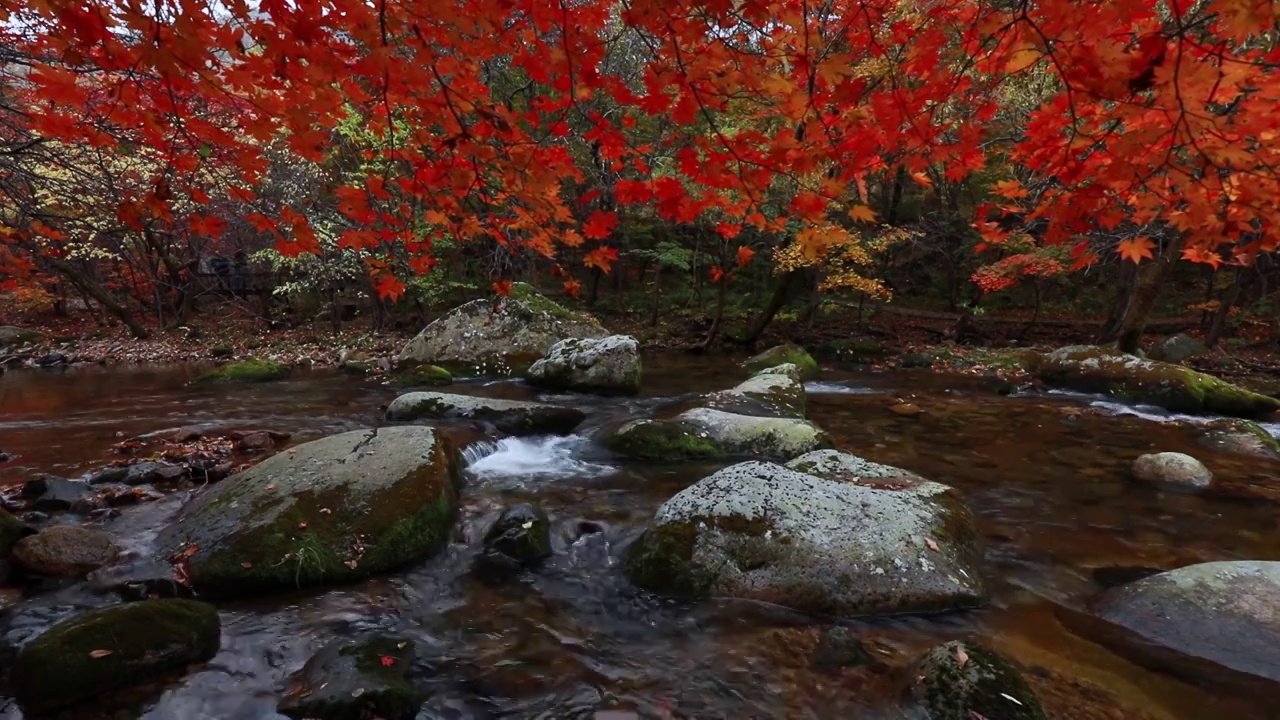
[{"xmin": 0, "ymin": 357, "xmax": 1278, "ymax": 719}]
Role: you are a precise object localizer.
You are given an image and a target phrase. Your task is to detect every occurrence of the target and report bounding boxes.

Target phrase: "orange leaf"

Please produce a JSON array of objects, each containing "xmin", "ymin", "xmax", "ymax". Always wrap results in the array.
[
  {"xmin": 584, "ymin": 247, "xmax": 619, "ymax": 273},
  {"xmin": 736, "ymin": 246, "xmax": 756, "ymax": 268},
  {"xmin": 583, "ymin": 210, "xmax": 618, "ymax": 240},
  {"xmin": 709, "ymin": 265, "xmax": 725, "ymax": 283},
  {"xmin": 848, "ymin": 205, "xmax": 877, "ymax": 223},
  {"xmin": 1116, "ymin": 237, "xmax": 1156, "ymax": 263},
  {"xmin": 493, "ymin": 280, "xmax": 513, "ymax": 296},
  {"xmin": 380, "ymin": 655, "xmax": 396, "ymax": 667},
  {"xmin": 562, "ymin": 279, "xmax": 581, "ymax": 298}
]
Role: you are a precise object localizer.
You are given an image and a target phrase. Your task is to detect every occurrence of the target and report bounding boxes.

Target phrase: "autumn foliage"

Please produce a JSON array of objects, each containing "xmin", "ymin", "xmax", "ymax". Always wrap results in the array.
[{"xmin": 1, "ymin": 0, "xmax": 1278, "ymax": 299}]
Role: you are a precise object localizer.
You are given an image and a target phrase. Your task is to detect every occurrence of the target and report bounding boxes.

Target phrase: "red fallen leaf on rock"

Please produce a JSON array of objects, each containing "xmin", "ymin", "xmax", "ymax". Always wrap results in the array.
[
  {"xmin": 380, "ymin": 656, "xmax": 396, "ymax": 667},
  {"xmin": 89, "ymin": 649, "xmax": 113, "ymax": 659},
  {"xmin": 172, "ymin": 545, "xmax": 199, "ymax": 561}
]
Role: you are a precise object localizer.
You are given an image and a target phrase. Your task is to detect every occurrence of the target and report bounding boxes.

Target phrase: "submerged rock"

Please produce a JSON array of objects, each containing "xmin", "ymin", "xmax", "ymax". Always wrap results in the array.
[
  {"xmin": 905, "ymin": 641, "xmax": 1047, "ymax": 720},
  {"xmin": 194, "ymin": 358, "xmax": 290, "ymax": 384},
  {"xmin": 1032, "ymin": 345, "xmax": 1280, "ymax": 418},
  {"xmin": 12, "ymin": 526, "xmax": 120, "ymax": 577},
  {"xmin": 625, "ymin": 459, "xmax": 986, "ymax": 616},
  {"xmin": 474, "ymin": 504, "xmax": 553, "ymax": 578},
  {"xmin": 743, "ymin": 343, "xmax": 819, "ymax": 379},
  {"xmin": 526, "ymin": 334, "xmax": 642, "ymax": 395},
  {"xmin": 10, "ymin": 599, "xmax": 220, "ymax": 713},
  {"xmin": 393, "ymin": 364, "xmax": 453, "ymax": 388},
  {"xmin": 605, "ymin": 408, "xmax": 831, "ymax": 462},
  {"xmin": 1131, "ymin": 452, "xmax": 1213, "ymax": 492},
  {"xmin": 385, "ymin": 391, "xmax": 586, "ymax": 435},
  {"xmin": 278, "ymin": 636, "xmax": 428, "ymax": 720},
  {"xmin": 154, "ymin": 426, "xmax": 459, "ymax": 599},
  {"xmin": 1198, "ymin": 419, "xmax": 1280, "ymax": 460},
  {"xmin": 1087, "ymin": 561, "xmax": 1280, "ymax": 685},
  {"xmin": 399, "ymin": 282, "xmax": 608, "ymax": 375},
  {"xmin": 700, "ymin": 364, "xmax": 807, "ymax": 419}
]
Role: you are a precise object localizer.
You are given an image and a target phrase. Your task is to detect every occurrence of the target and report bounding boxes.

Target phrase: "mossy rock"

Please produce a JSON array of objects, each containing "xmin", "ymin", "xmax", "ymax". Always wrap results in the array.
[
  {"xmin": 906, "ymin": 641, "xmax": 1047, "ymax": 720},
  {"xmin": 0, "ymin": 326, "xmax": 43, "ymax": 346},
  {"xmin": 209, "ymin": 345, "xmax": 234, "ymax": 358},
  {"xmin": 743, "ymin": 343, "xmax": 819, "ymax": 379},
  {"xmin": 195, "ymin": 358, "xmax": 291, "ymax": 384},
  {"xmin": 699, "ymin": 365, "xmax": 807, "ymax": 419},
  {"xmin": 385, "ymin": 391, "xmax": 585, "ymax": 435},
  {"xmin": 1198, "ymin": 419, "xmax": 1280, "ymax": 459},
  {"xmin": 606, "ymin": 409, "xmax": 830, "ymax": 463},
  {"xmin": 278, "ymin": 636, "xmax": 427, "ymax": 720},
  {"xmin": 603, "ymin": 418, "xmax": 723, "ymax": 461},
  {"xmin": 1033, "ymin": 345, "xmax": 1280, "ymax": 419},
  {"xmin": 153, "ymin": 426, "xmax": 459, "ymax": 599},
  {"xmin": 11, "ymin": 599, "xmax": 221, "ymax": 714},
  {"xmin": 393, "ymin": 364, "xmax": 453, "ymax": 388},
  {"xmin": 0, "ymin": 508, "xmax": 25, "ymax": 557},
  {"xmin": 626, "ymin": 460, "xmax": 986, "ymax": 615},
  {"xmin": 339, "ymin": 361, "xmax": 372, "ymax": 376},
  {"xmin": 474, "ymin": 504, "xmax": 554, "ymax": 579},
  {"xmin": 526, "ymin": 335, "xmax": 642, "ymax": 395}
]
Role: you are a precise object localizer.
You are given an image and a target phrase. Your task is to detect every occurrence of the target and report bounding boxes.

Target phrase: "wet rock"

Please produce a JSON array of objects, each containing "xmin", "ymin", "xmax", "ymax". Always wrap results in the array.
[
  {"xmin": 234, "ymin": 430, "xmax": 277, "ymax": 452},
  {"xmin": 394, "ymin": 364, "xmax": 453, "ymax": 388},
  {"xmin": 68, "ymin": 495, "xmax": 108, "ymax": 515},
  {"xmin": 154, "ymin": 426, "xmax": 459, "ymax": 599},
  {"xmin": 0, "ymin": 326, "xmax": 43, "ymax": 346},
  {"xmin": 1198, "ymin": 419, "xmax": 1280, "ymax": 460},
  {"xmin": 810, "ymin": 627, "xmax": 878, "ymax": 673},
  {"xmin": 625, "ymin": 459, "xmax": 986, "ymax": 616},
  {"xmin": 12, "ymin": 526, "xmax": 121, "ymax": 577},
  {"xmin": 699, "ymin": 364, "xmax": 807, "ymax": 419},
  {"xmin": 399, "ymin": 282, "xmax": 608, "ymax": 376},
  {"xmin": 35, "ymin": 351, "xmax": 67, "ymax": 367},
  {"xmin": 527, "ymin": 334, "xmax": 642, "ymax": 395},
  {"xmin": 1131, "ymin": 452, "xmax": 1212, "ymax": 492},
  {"xmin": 278, "ymin": 636, "xmax": 429, "ymax": 720},
  {"xmin": 339, "ymin": 359, "xmax": 372, "ymax": 376},
  {"xmin": 386, "ymin": 391, "xmax": 586, "ymax": 436},
  {"xmin": 785, "ymin": 448, "xmax": 926, "ymax": 481},
  {"xmin": 905, "ymin": 641, "xmax": 1047, "ymax": 720},
  {"xmin": 0, "ymin": 508, "xmax": 26, "ymax": 557},
  {"xmin": 0, "ymin": 451, "xmax": 13, "ymax": 464},
  {"xmin": 606, "ymin": 408, "xmax": 831, "ymax": 462},
  {"xmin": 474, "ymin": 504, "xmax": 553, "ymax": 578},
  {"xmin": 10, "ymin": 599, "xmax": 220, "ymax": 714},
  {"xmin": 1032, "ymin": 345, "xmax": 1280, "ymax": 418},
  {"xmin": 23, "ymin": 475, "xmax": 93, "ymax": 511},
  {"xmin": 743, "ymin": 343, "xmax": 819, "ymax": 379},
  {"xmin": 898, "ymin": 352, "xmax": 936, "ymax": 369},
  {"xmin": 87, "ymin": 560, "xmax": 195, "ymax": 600},
  {"xmin": 194, "ymin": 358, "xmax": 291, "ymax": 384},
  {"xmin": 888, "ymin": 402, "xmax": 925, "ymax": 417},
  {"xmin": 0, "ymin": 587, "xmax": 22, "ymax": 612},
  {"xmin": 121, "ymin": 460, "xmax": 187, "ymax": 485},
  {"xmin": 1149, "ymin": 333, "xmax": 1209, "ymax": 363},
  {"xmin": 1088, "ymin": 561, "xmax": 1280, "ymax": 684}
]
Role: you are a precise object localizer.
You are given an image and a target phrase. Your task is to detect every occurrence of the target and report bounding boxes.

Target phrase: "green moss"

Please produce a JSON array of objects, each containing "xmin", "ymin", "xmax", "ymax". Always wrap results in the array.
[
  {"xmin": 394, "ymin": 364, "xmax": 453, "ymax": 387},
  {"xmin": 744, "ymin": 343, "xmax": 819, "ymax": 379},
  {"xmin": 910, "ymin": 641, "xmax": 1047, "ymax": 720},
  {"xmin": 0, "ymin": 508, "xmax": 24, "ymax": 557},
  {"xmin": 195, "ymin": 358, "xmax": 290, "ymax": 384},
  {"xmin": 209, "ymin": 345, "xmax": 234, "ymax": 358},
  {"xmin": 280, "ymin": 637, "xmax": 424, "ymax": 720},
  {"xmin": 509, "ymin": 281, "xmax": 575, "ymax": 319},
  {"xmin": 605, "ymin": 420, "xmax": 722, "ymax": 460},
  {"xmin": 625, "ymin": 514, "xmax": 782, "ymax": 597},
  {"xmin": 11, "ymin": 599, "xmax": 221, "ymax": 713}
]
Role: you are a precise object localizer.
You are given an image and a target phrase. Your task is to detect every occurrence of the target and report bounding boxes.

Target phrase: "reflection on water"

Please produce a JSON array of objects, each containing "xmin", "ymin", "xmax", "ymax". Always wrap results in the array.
[{"xmin": 0, "ymin": 357, "xmax": 1277, "ymax": 718}]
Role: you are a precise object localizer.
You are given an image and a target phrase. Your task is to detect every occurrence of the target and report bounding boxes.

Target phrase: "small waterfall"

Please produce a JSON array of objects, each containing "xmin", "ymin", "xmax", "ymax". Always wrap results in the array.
[
  {"xmin": 804, "ymin": 381, "xmax": 878, "ymax": 395},
  {"xmin": 463, "ymin": 435, "xmax": 614, "ymax": 481}
]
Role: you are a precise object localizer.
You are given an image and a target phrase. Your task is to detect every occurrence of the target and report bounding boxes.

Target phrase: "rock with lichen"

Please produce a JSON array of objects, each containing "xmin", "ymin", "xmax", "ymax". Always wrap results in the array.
[
  {"xmin": 277, "ymin": 636, "xmax": 429, "ymax": 720},
  {"xmin": 527, "ymin": 334, "xmax": 641, "ymax": 395},
  {"xmin": 385, "ymin": 391, "xmax": 586, "ymax": 435},
  {"xmin": 905, "ymin": 641, "xmax": 1047, "ymax": 720},
  {"xmin": 194, "ymin": 358, "xmax": 291, "ymax": 384},
  {"xmin": 743, "ymin": 343, "xmax": 819, "ymax": 379}
]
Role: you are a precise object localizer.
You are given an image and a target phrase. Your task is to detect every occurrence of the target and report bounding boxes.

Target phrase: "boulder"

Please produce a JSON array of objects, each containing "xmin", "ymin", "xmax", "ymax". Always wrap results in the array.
[
  {"xmin": 278, "ymin": 636, "xmax": 429, "ymax": 720},
  {"xmin": 399, "ymin": 283, "xmax": 608, "ymax": 375},
  {"xmin": 12, "ymin": 526, "xmax": 121, "ymax": 577},
  {"xmin": 385, "ymin": 391, "xmax": 586, "ymax": 436},
  {"xmin": 10, "ymin": 599, "xmax": 220, "ymax": 714},
  {"xmin": 905, "ymin": 641, "xmax": 1047, "ymax": 720},
  {"xmin": 1149, "ymin": 333, "xmax": 1210, "ymax": 363},
  {"xmin": 526, "ymin": 335, "xmax": 642, "ymax": 395},
  {"xmin": 699, "ymin": 364, "xmax": 807, "ymax": 419},
  {"xmin": 194, "ymin": 358, "xmax": 291, "ymax": 384},
  {"xmin": 742, "ymin": 343, "xmax": 819, "ymax": 379},
  {"xmin": 624, "ymin": 459, "xmax": 986, "ymax": 616},
  {"xmin": 1087, "ymin": 561, "xmax": 1280, "ymax": 685},
  {"xmin": 0, "ymin": 508, "xmax": 26, "ymax": 557},
  {"xmin": 22, "ymin": 475, "xmax": 93, "ymax": 511},
  {"xmin": 1198, "ymin": 419, "xmax": 1280, "ymax": 459},
  {"xmin": 606, "ymin": 408, "xmax": 831, "ymax": 462},
  {"xmin": 786, "ymin": 448, "xmax": 926, "ymax": 481},
  {"xmin": 393, "ymin": 364, "xmax": 453, "ymax": 388},
  {"xmin": 153, "ymin": 426, "xmax": 459, "ymax": 599},
  {"xmin": 0, "ymin": 325, "xmax": 42, "ymax": 346},
  {"xmin": 1131, "ymin": 452, "xmax": 1213, "ymax": 492},
  {"xmin": 474, "ymin": 504, "xmax": 553, "ymax": 578},
  {"xmin": 1032, "ymin": 345, "xmax": 1280, "ymax": 418}
]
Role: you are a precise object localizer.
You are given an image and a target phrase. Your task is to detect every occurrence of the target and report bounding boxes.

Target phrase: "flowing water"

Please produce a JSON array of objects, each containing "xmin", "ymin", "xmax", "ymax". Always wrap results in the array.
[{"xmin": 1, "ymin": 357, "xmax": 1278, "ymax": 718}]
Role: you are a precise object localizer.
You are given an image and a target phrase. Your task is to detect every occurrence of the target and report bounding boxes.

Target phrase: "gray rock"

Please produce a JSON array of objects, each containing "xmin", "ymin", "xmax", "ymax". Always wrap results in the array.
[
  {"xmin": 786, "ymin": 448, "xmax": 926, "ymax": 481},
  {"xmin": 1089, "ymin": 561, "xmax": 1280, "ymax": 684},
  {"xmin": 1131, "ymin": 452, "xmax": 1213, "ymax": 492},
  {"xmin": 12, "ymin": 526, "xmax": 121, "ymax": 577},
  {"xmin": 0, "ymin": 326, "xmax": 42, "ymax": 346},
  {"xmin": 1198, "ymin": 419, "xmax": 1280, "ymax": 460},
  {"xmin": 474, "ymin": 504, "xmax": 553, "ymax": 579},
  {"xmin": 1150, "ymin": 333, "xmax": 1210, "ymax": 363},
  {"xmin": 22, "ymin": 476, "xmax": 93, "ymax": 511},
  {"xmin": 385, "ymin": 391, "xmax": 586, "ymax": 435},
  {"xmin": 606, "ymin": 408, "xmax": 830, "ymax": 462},
  {"xmin": 153, "ymin": 426, "xmax": 459, "ymax": 599},
  {"xmin": 527, "ymin": 335, "xmax": 641, "ymax": 395},
  {"xmin": 624, "ymin": 460, "xmax": 986, "ymax": 616},
  {"xmin": 278, "ymin": 636, "xmax": 428, "ymax": 720},
  {"xmin": 906, "ymin": 641, "xmax": 1047, "ymax": 720},
  {"xmin": 700, "ymin": 365, "xmax": 807, "ymax": 418},
  {"xmin": 743, "ymin": 343, "xmax": 819, "ymax": 379},
  {"xmin": 399, "ymin": 283, "xmax": 608, "ymax": 375}
]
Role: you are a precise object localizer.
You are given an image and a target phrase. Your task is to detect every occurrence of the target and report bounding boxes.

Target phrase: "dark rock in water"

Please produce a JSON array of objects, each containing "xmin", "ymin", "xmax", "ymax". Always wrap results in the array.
[
  {"xmin": 386, "ymin": 391, "xmax": 586, "ymax": 436},
  {"xmin": 68, "ymin": 494, "xmax": 108, "ymax": 515},
  {"xmin": 234, "ymin": 430, "xmax": 278, "ymax": 452},
  {"xmin": 810, "ymin": 627, "xmax": 877, "ymax": 673},
  {"xmin": 23, "ymin": 475, "xmax": 93, "ymax": 511},
  {"xmin": 10, "ymin": 599, "xmax": 220, "ymax": 714},
  {"xmin": 35, "ymin": 352, "xmax": 67, "ymax": 367},
  {"xmin": 393, "ymin": 364, "xmax": 453, "ymax": 388},
  {"xmin": 194, "ymin": 358, "xmax": 290, "ymax": 384},
  {"xmin": 89, "ymin": 461, "xmax": 185, "ymax": 486},
  {"xmin": 1090, "ymin": 565, "xmax": 1165, "ymax": 589},
  {"xmin": 154, "ymin": 426, "xmax": 459, "ymax": 599},
  {"xmin": 898, "ymin": 352, "xmax": 936, "ymax": 369},
  {"xmin": 277, "ymin": 636, "xmax": 429, "ymax": 720},
  {"xmin": 743, "ymin": 343, "xmax": 819, "ymax": 380},
  {"xmin": 0, "ymin": 507, "xmax": 27, "ymax": 557},
  {"xmin": 0, "ymin": 451, "xmax": 14, "ymax": 464},
  {"xmin": 87, "ymin": 465, "xmax": 129, "ymax": 485},
  {"xmin": 0, "ymin": 325, "xmax": 43, "ymax": 346},
  {"xmin": 19, "ymin": 511, "xmax": 49, "ymax": 524},
  {"xmin": 905, "ymin": 641, "xmax": 1047, "ymax": 720},
  {"xmin": 87, "ymin": 560, "xmax": 195, "ymax": 600},
  {"xmin": 0, "ymin": 587, "xmax": 22, "ymax": 612},
  {"xmin": 12, "ymin": 526, "xmax": 121, "ymax": 577},
  {"xmin": 1198, "ymin": 419, "xmax": 1280, "ymax": 460},
  {"xmin": 474, "ymin": 504, "xmax": 553, "ymax": 578}
]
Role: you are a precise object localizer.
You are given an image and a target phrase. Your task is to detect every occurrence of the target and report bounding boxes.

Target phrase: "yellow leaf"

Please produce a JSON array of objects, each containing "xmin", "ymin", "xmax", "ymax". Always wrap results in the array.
[
  {"xmin": 992, "ymin": 180, "xmax": 1029, "ymax": 199},
  {"xmin": 848, "ymin": 205, "xmax": 878, "ymax": 223},
  {"xmin": 1006, "ymin": 40, "xmax": 1043, "ymax": 73}
]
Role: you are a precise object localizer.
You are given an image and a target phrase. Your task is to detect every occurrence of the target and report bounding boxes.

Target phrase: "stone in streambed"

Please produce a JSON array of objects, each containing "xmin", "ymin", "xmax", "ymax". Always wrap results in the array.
[
  {"xmin": 10, "ymin": 599, "xmax": 220, "ymax": 714},
  {"xmin": 699, "ymin": 364, "xmax": 807, "ymax": 419},
  {"xmin": 473, "ymin": 504, "xmax": 553, "ymax": 578},
  {"xmin": 278, "ymin": 636, "xmax": 429, "ymax": 720},
  {"xmin": 0, "ymin": 507, "xmax": 27, "ymax": 557},
  {"xmin": 1149, "ymin": 333, "xmax": 1209, "ymax": 363},
  {"xmin": 1131, "ymin": 452, "xmax": 1213, "ymax": 492},
  {"xmin": 393, "ymin": 364, "xmax": 453, "ymax": 388},
  {"xmin": 526, "ymin": 334, "xmax": 641, "ymax": 395},
  {"xmin": 12, "ymin": 526, "xmax": 120, "ymax": 577},
  {"xmin": 153, "ymin": 426, "xmax": 459, "ymax": 599},
  {"xmin": 22, "ymin": 475, "xmax": 93, "ymax": 511},
  {"xmin": 194, "ymin": 358, "xmax": 290, "ymax": 384},
  {"xmin": 385, "ymin": 391, "xmax": 585, "ymax": 435},
  {"xmin": 1198, "ymin": 419, "xmax": 1280, "ymax": 460},
  {"xmin": 904, "ymin": 641, "xmax": 1047, "ymax": 720},
  {"xmin": 605, "ymin": 408, "xmax": 831, "ymax": 462},
  {"xmin": 743, "ymin": 343, "xmax": 819, "ymax": 380}
]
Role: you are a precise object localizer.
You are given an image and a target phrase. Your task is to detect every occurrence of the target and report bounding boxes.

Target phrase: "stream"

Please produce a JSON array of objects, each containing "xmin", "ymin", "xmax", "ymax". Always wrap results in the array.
[{"xmin": 1, "ymin": 356, "xmax": 1278, "ymax": 718}]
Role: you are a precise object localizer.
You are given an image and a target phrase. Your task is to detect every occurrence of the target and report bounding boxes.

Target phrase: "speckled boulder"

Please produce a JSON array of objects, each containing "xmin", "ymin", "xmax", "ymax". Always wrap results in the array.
[
  {"xmin": 1131, "ymin": 452, "xmax": 1213, "ymax": 492},
  {"xmin": 700, "ymin": 364, "xmax": 807, "ymax": 418},
  {"xmin": 625, "ymin": 460, "xmax": 986, "ymax": 616},
  {"xmin": 1033, "ymin": 345, "xmax": 1280, "ymax": 418},
  {"xmin": 154, "ymin": 426, "xmax": 459, "ymax": 599},
  {"xmin": 385, "ymin": 391, "xmax": 586, "ymax": 435},
  {"xmin": 12, "ymin": 526, "xmax": 120, "ymax": 578},
  {"xmin": 278, "ymin": 636, "xmax": 428, "ymax": 720},
  {"xmin": 399, "ymin": 283, "xmax": 608, "ymax": 375},
  {"xmin": 905, "ymin": 641, "xmax": 1047, "ymax": 720},
  {"xmin": 605, "ymin": 408, "xmax": 831, "ymax": 462},
  {"xmin": 527, "ymin": 334, "xmax": 642, "ymax": 395}
]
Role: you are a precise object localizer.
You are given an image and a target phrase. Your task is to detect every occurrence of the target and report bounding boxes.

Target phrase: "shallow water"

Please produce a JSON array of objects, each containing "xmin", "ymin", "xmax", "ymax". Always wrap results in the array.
[{"xmin": 0, "ymin": 358, "xmax": 1278, "ymax": 718}]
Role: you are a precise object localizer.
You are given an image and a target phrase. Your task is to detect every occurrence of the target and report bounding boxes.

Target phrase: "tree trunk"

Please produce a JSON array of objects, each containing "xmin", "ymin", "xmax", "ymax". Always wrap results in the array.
[
  {"xmin": 739, "ymin": 270, "xmax": 799, "ymax": 346},
  {"xmin": 1114, "ymin": 235, "xmax": 1185, "ymax": 354},
  {"xmin": 700, "ymin": 279, "xmax": 729, "ymax": 352},
  {"xmin": 648, "ymin": 264, "xmax": 663, "ymax": 327},
  {"xmin": 887, "ymin": 166, "xmax": 907, "ymax": 225},
  {"xmin": 1207, "ymin": 266, "xmax": 1245, "ymax": 348},
  {"xmin": 47, "ymin": 258, "xmax": 150, "ymax": 339},
  {"xmin": 1098, "ymin": 260, "xmax": 1140, "ymax": 343}
]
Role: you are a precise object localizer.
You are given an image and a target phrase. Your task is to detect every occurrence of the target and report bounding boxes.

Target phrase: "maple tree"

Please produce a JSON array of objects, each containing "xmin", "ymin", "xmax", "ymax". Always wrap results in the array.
[{"xmin": 0, "ymin": 0, "xmax": 1276, "ymax": 349}]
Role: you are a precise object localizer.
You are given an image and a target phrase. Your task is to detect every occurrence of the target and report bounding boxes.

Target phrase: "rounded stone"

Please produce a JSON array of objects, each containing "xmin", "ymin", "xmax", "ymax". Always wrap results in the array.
[
  {"xmin": 12, "ymin": 526, "xmax": 120, "ymax": 577},
  {"xmin": 1131, "ymin": 452, "xmax": 1212, "ymax": 492}
]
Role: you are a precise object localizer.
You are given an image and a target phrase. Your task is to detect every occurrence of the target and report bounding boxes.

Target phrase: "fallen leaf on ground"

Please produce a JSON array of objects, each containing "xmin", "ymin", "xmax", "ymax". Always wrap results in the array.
[
  {"xmin": 924, "ymin": 537, "xmax": 940, "ymax": 552},
  {"xmin": 89, "ymin": 649, "xmax": 113, "ymax": 659}
]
